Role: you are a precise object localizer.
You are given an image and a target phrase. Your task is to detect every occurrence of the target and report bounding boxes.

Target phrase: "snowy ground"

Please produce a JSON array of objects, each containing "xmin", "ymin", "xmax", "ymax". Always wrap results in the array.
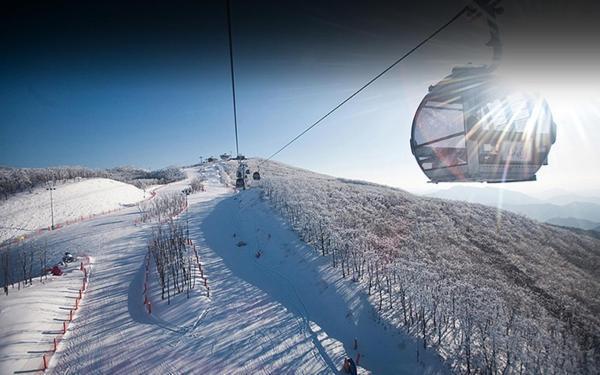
[
  {"xmin": 0, "ymin": 163, "xmax": 446, "ymax": 374},
  {"xmin": 0, "ymin": 178, "xmax": 147, "ymax": 244},
  {"xmin": 0, "ymin": 261, "xmax": 88, "ymax": 374}
]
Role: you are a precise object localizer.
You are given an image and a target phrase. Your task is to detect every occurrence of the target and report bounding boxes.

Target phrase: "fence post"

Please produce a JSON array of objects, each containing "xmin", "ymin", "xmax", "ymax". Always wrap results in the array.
[
  {"xmin": 43, "ymin": 354, "xmax": 48, "ymax": 370},
  {"xmin": 63, "ymin": 321, "xmax": 67, "ymax": 334},
  {"xmin": 53, "ymin": 337, "xmax": 58, "ymax": 352}
]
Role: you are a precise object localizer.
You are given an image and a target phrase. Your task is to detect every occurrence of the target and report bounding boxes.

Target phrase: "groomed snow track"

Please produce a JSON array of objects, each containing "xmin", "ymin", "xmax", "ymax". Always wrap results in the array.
[{"xmin": 1, "ymin": 164, "xmax": 446, "ymax": 374}]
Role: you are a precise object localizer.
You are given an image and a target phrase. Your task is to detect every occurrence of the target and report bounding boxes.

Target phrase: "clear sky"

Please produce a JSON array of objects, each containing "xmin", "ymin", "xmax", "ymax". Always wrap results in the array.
[{"xmin": 1, "ymin": 0, "xmax": 599, "ymax": 198}]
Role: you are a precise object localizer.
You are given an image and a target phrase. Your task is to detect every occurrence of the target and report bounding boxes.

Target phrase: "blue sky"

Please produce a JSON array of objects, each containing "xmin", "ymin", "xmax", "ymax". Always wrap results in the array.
[{"xmin": 1, "ymin": 1, "xmax": 599, "ymax": 197}]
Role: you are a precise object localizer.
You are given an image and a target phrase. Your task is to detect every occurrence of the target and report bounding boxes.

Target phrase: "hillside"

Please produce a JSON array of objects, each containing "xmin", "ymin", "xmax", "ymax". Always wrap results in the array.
[
  {"xmin": 234, "ymin": 159, "xmax": 600, "ymax": 374},
  {"xmin": 2, "ymin": 164, "xmax": 419, "ymax": 374},
  {"xmin": 0, "ymin": 178, "xmax": 147, "ymax": 244},
  {"xmin": 507, "ymin": 202, "xmax": 600, "ymax": 225},
  {"xmin": 0, "ymin": 165, "xmax": 185, "ymax": 200},
  {"xmin": 557, "ymin": 225, "xmax": 600, "ymax": 241},
  {"xmin": 546, "ymin": 217, "xmax": 600, "ymax": 231},
  {"xmin": 426, "ymin": 186, "xmax": 600, "ymax": 231},
  {"xmin": 1, "ymin": 160, "xmax": 598, "ymax": 374},
  {"xmin": 424, "ymin": 185, "xmax": 544, "ymax": 206}
]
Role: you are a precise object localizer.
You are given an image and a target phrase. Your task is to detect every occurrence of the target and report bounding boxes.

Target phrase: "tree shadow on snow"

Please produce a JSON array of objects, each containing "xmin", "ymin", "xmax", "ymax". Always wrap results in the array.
[{"xmin": 200, "ymin": 191, "xmax": 446, "ymax": 375}]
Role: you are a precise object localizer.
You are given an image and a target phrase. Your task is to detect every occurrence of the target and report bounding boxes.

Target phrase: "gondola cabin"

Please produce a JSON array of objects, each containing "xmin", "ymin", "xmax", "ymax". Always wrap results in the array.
[
  {"xmin": 235, "ymin": 178, "xmax": 245, "ymax": 189},
  {"xmin": 410, "ymin": 66, "xmax": 556, "ymax": 183},
  {"xmin": 252, "ymin": 171, "xmax": 261, "ymax": 181}
]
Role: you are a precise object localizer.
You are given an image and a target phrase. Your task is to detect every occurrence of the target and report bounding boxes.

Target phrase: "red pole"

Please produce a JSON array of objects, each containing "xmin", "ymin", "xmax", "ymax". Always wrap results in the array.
[
  {"xmin": 63, "ymin": 321, "xmax": 67, "ymax": 334},
  {"xmin": 53, "ymin": 337, "xmax": 57, "ymax": 352},
  {"xmin": 79, "ymin": 289, "xmax": 82, "ymax": 299},
  {"xmin": 69, "ymin": 310, "xmax": 73, "ymax": 321},
  {"xmin": 80, "ymin": 262, "xmax": 84, "ymax": 271},
  {"xmin": 43, "ymin": 354, "xmax": 48, "ymax": 370}
]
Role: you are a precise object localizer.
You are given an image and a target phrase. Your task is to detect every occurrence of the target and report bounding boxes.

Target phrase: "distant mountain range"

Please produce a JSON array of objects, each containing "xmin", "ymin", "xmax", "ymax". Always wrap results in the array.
[
  {"xmin": 425, "ymin": 186, "xmax": 600, "ymax": 232},
  {"xmin": 546, "ymin": 217, "xmax": 600, "ymax": 231}
]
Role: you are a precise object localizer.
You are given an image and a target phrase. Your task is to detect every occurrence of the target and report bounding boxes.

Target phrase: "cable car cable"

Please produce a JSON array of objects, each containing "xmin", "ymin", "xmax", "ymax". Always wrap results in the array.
[
  {"xmin": 258, "ymin": 5, "xmax": 470, "ymax": 166},
  {"xmin": 227, "ymin": 0, "xmax": 240, "ymax": 158},
  {"xmin": 227, "ymin": 0, "xmax": 248, "ymax": 189}
]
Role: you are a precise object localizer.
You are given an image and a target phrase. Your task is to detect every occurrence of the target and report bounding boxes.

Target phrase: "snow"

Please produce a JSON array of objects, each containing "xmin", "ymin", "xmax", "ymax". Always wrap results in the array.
[
  {"xmin": 0, "ymin": 163, "xmax": 446, "ymax": 374},
  {"xmin": 0, "ymin": 261, "xmax": 87, "ymax": 374},
  {"xmin": 0, "ymin": 178, "xmax": 148, "ymax": 244},
  {"xmin": 242, "ymin": 159, "xmax": 600, "ymax": 374},
  {"xmin": 199, "ymin": 188, "xmax": 444, "ymax": 374}
]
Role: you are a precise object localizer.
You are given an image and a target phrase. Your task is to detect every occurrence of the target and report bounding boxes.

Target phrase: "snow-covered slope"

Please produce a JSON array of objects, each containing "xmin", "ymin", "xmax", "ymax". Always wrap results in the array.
[
  {"xmin": 0, "ymin": 178, "xmax": 147, "ymax": 244},
  {"xmin": 4, "ymin": 159, "xmax": 597, "ymax": 374},
  {"xmin": 0, "ymin": 262, "xmax": 88, "ymax": 373},
  {"xmin": 233, "ymin": 159, "xmax": 600, "ymax": 374},
  {"xmin": 0, "ymin": 164, "xmax": 445, "ymax": 374},
  {"xmin": 46, "ymin": 165, "xmax": 441, "ymax": 374}
]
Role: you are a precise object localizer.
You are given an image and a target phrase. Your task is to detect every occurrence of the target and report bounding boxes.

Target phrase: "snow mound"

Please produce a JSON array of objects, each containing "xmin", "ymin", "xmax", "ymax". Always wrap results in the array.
[{"xmin": 0, "ymin": 178, "xmax": 147, "ymax": 244}]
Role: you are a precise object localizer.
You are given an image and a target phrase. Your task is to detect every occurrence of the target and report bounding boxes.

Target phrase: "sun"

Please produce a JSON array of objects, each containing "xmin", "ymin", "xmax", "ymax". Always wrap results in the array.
[{"xmin": 498, "ymin": 67, "xmax": 600, "ymax": 150}]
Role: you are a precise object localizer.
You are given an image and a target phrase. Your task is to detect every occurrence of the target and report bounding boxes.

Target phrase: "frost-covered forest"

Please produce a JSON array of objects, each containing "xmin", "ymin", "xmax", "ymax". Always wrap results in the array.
[
  {"xmin": 0, "ymin": 165, "xmax": 185, "ymax": 199},
  {"xmin": 225, "ymin": 159, "xmax": 600, "ymax": 374},
  {"xmin": 138, "ymin": 193, "xmax": 187, "ymax": 223}
]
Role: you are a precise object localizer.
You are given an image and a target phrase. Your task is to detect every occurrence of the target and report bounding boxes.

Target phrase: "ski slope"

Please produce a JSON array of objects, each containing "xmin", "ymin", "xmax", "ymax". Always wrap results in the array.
[
  {"xmin": 0, "ymin": 178, "xmax": 148, "ymax": 244},
  {"xmin": 0, "ymin": 163, "xmax": 446, "ymax": 374},
  {"xmin": 0, "ymin": 263, "xmax": 87, "ymax": 373}
]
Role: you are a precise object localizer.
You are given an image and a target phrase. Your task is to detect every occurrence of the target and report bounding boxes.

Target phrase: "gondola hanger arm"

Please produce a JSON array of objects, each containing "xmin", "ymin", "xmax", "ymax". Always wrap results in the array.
[{"xmin": 467, "ymin": 0, "xmax": 504, "ymax": 65}]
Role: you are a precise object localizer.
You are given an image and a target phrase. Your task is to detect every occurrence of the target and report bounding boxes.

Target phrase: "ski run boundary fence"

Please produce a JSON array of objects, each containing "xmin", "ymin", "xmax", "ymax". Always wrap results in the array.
[{"xmin": 40, "ymin": 255, "xmax": 92, "ymax": 372}]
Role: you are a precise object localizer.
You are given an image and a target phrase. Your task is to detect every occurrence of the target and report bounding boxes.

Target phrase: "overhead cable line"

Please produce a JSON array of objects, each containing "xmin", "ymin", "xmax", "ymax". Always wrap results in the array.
[
  {"xmin": 226, "ymin": 0, "xmax": 240, "ymax": 157},
  {"xmin": 259, "ymin": 5, "xmax": 470, "ymax": 165}
]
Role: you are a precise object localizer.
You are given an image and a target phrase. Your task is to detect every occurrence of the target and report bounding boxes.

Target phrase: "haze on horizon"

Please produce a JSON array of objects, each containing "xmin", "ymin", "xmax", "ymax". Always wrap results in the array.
[{"xmin": 1, "ymin": 0, "xmax": 599, "ymax": 199}]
